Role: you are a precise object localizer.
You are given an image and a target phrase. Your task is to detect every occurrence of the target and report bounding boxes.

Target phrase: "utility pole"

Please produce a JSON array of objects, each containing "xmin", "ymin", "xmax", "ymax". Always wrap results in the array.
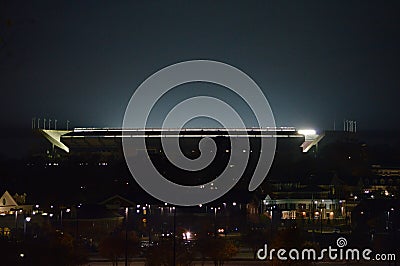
[
  {"xmin": 125, "ymin": 207, "xmax": 128, "ymax": 266},
  {"xmin": 173, "ymin": 206, "xmax": 176, "ymax": 266}
]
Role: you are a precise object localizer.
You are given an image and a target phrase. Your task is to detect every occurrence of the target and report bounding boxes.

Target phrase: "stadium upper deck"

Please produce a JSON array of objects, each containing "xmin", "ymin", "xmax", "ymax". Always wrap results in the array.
[{"xmin": 38, "ymin": 127, "xmax": 323, "ymax": 154}]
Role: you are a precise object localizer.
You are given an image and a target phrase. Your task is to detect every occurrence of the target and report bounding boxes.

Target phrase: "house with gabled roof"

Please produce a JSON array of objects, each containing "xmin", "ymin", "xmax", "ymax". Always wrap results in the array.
[
  {"xmin": 0, "ymin": 191, "xmax": 33, "ymax": 238},
  {"xmin": 99, "ymin": 194, "xmax": 135, "ymax": 210},
  {"xmin": 0, "ymin": 190, "xmax": 32, "ymax": 214}
]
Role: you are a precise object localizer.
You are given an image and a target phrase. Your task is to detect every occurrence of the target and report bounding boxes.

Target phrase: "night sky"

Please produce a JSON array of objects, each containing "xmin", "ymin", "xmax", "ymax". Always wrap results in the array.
[{"xmin": 1, "ymin": 1, "xmax": 400, "ymax": 131}]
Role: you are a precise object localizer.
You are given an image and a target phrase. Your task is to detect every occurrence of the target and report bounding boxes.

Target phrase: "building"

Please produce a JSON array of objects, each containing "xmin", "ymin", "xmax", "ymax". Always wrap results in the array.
[
  {"xmin": 37, "ymin": 127, "xmax": 322, "ymax": 157},
  {"xmin": 0, "ymin": 190, "xmax": 32, "ymax": 214},
  {"xmin": 0, "ymin": 191, "xmax": 33, "ymax": 238}
]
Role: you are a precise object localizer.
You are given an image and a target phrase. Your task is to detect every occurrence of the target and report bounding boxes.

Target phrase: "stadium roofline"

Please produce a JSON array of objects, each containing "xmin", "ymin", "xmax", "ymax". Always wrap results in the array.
[{"xmin": 38, "ymin": 127, "xmax": 323, "ymax": 153}]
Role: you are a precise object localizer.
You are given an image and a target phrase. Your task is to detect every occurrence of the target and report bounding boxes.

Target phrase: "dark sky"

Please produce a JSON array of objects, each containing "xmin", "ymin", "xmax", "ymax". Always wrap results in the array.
[{"xmin": 1, "ymin": 1, "xmax": 400, "ymax": 131}]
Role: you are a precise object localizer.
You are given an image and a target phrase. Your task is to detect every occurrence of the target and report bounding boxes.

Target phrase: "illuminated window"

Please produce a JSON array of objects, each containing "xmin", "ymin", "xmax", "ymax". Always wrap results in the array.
[
  {"xmin": 282, "ymin": 211, "xmax": 296, "ymax": 219},
  {"xmin": 3, "ymin": 227, "xmax": 10, "ymax": 237}
]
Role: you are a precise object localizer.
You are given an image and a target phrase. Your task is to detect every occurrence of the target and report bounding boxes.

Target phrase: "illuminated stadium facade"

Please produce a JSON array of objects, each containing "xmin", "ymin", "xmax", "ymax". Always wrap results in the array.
[{"xmin": 39, "ymin": 127, "xmax": 323, "ymax": 155}]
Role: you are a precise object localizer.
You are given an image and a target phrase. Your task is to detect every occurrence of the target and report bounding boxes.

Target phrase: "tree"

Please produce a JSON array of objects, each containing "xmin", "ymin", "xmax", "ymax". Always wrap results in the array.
[
  {"xmin": 20, "ymin": 230, "xmax": 88, "ymax": 266},
  {"xmin": 243, "ymin": 228, "xmax": 269, "ymax": 259},
  {"xmin": 99, "ymin": 230, "xmax": 140, "ymax": 266},
  {"xmin": 145, "ymin": 238, "xmax": 173, "ymax": 266},
  {"xmin": 268, "ymin": 227, "xmax": 316, "ymax": 266},
  {"xmin": 209, "ymin": 238, "xmax": 239, "ymax": 266},
  {"xmin": 196, "ymin": 237, "xmax": 238, "ymax": 266},
  {"xmin": 145, "ymin": 237, "xmax": 195, "ymax": 266},
  {"xmin": 271, "ymin": 226, "xmax": 304, "ymax": 250}
]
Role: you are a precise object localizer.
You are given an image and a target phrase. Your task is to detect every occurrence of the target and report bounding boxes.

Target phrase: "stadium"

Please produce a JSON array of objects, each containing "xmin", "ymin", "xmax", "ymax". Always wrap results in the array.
[
  {"xmin": 38, "ymin": 127, "xmax": 323, "ymax": 155},
  {"xmin": 26, "ymin": 127, "xmax": 325, "ymax": 204}
]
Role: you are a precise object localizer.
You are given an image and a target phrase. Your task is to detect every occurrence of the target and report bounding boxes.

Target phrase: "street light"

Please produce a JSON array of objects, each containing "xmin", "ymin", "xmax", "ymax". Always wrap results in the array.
[
  {"xmin": 60, "ymin": 207, "xmax": 71, "ymax": 230},
  {"xmin": 10, "ymin": 208, "xmax": 23, "ymax": 240},
  {"xmin": 183, "ymin": 231, "xmax": 192, "ymax": 240},
  {"xmin": 212, "ymin": 207, "xmax": 220, "ymax": 237},
  {"xmin": 24, "ymin": 217, "xmax": 31, "ymax": 238},
  {"xmin": 320, "ymin": 206, "xmax": 323, "ymax": 234}
]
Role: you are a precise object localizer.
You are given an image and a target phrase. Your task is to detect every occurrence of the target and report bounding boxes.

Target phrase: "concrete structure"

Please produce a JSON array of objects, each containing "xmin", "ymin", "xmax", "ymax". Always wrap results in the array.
[{"xmin": 39, "ymin": 127, "xmax": 324, "ymax": 154}]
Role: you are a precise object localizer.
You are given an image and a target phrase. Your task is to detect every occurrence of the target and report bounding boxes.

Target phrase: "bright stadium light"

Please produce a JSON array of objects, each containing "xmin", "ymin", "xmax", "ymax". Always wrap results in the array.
[{"xmin": 298, "ymin": 129, "xmax": 316, "ymax": 135}]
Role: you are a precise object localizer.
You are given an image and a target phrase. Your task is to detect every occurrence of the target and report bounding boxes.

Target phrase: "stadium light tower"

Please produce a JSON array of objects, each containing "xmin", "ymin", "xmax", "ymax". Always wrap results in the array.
[{"xmin": 298, "ymin": 129, "xmax": 317, "ymax": 136}]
